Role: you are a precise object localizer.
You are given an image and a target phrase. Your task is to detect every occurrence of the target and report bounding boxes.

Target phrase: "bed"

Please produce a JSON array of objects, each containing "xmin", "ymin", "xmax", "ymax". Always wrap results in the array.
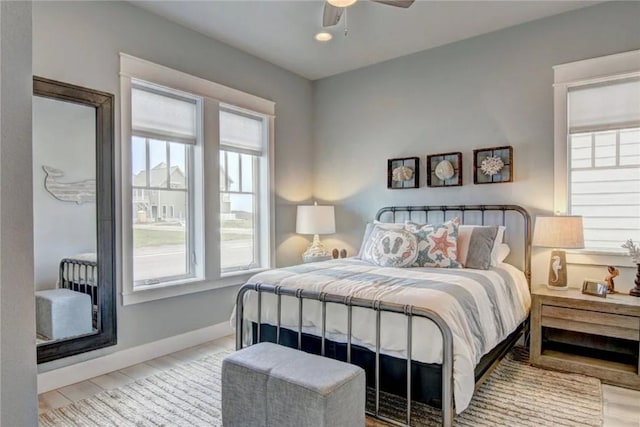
[
  {"xmin": 234, "ymin": 205, "xmax": 531, "ymax": 427},
  {"xmin": 58, "ymin": 253, "xmax": 99, "ymax": 329}
]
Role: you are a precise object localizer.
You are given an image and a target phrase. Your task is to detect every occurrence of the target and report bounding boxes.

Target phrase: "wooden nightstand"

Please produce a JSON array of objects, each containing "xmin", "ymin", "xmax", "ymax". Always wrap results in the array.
[{"xmin": 530, "ymin": 285, "xmax": 640, "ymax": 390}]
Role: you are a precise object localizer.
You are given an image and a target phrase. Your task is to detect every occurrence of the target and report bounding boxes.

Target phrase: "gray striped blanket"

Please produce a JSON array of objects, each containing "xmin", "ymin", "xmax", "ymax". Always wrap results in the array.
[{"xmin": 238, "ymin": 258, "xmax": 530, "ymax": 413}]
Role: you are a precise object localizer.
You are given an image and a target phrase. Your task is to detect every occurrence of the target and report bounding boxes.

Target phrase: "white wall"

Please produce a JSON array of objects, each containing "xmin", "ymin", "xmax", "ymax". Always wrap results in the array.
[
  {"xmin": 0, "ymin": 1, "xmax": 38, "ymax": 425},
  {"xmin": 313, "ymin": 2, "xmax": 640, "ymax": 290},
  {"xmin": 33, "ymin": 1, "xmax": 314, "ymax": 371},
  {"xmin": 33, "ymin": 96, "xmax": 97, "ymax": 290}
]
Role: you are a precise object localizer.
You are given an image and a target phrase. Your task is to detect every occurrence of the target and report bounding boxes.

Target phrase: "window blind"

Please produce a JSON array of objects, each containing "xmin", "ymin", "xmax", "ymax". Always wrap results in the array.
[
  {"xmin": 220, "ymin": 109, "xmax": 264, "ymax": 154},
  {"xmin": 569, "ymin": 127, "xmax": 640, "ymax": 250},
  {"xmin": 568, "ymin": 78, "xmax": 640, "ymax": 134},
  {"xmin": 132, "ymin": 86, "xmax": 197, "ymax": 143}
]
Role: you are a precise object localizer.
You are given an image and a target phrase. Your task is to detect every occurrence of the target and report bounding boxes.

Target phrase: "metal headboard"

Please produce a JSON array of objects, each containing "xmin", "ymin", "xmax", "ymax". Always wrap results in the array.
[{"xmin": 375, "ymin": 204, "xmax": 531, "ymax": 287}]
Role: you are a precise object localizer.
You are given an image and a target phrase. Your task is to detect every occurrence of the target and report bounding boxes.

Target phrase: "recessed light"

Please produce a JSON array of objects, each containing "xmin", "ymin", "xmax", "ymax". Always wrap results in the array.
[
  {"xmin": 315, "ymin": 32, "xmax": 333, "ymax": 42},
  {"xmin": 327, "ymin": 0, "xmax": 357, "ymax": 7}
]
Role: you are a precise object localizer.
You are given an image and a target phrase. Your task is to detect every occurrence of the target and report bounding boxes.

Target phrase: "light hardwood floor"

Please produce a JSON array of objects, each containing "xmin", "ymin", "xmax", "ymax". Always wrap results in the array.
[{"xmin": 39, "ymin": 334, "xmax": 640, "ymax": 426}]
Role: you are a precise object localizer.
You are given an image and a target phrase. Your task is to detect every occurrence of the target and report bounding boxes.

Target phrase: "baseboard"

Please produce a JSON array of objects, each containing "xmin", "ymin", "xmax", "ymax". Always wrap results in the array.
[{"xmin": 37, "ymin": 321, "xmax": 234, "ymax": 394}]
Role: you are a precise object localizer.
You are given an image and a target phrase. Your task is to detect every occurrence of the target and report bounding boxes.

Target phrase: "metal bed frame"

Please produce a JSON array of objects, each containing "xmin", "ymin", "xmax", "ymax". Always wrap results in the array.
[
  {"xmin": 59, "ymin": 257, "xmax": 99, "ymax": 328},
  {"xmin": 235, "ymin": 204, "xmax": 531, "ymax": 427}
]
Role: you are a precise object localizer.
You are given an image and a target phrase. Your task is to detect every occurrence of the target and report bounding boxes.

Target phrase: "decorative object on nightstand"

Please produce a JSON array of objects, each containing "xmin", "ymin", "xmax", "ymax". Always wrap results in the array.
[
  {"xmin": 622, "ymin": 239, "xmax": 640, "ymax": 297},
  {"xmin": 581, "ymin": 280, "xmax": 608, "ymax": 298},
  {"xmin": 604, "ymin": 266, "xmax": 619, "ymax": 293},
  {"xmin": 296, "ymin": 202, "xmax": 336, "ymax": 263},
  {"xmin": 331, "ymin": 248, "xmax": 347, "ymax": 259},
  {"xmin": 387, "ymin": 157, "xmax": 419, "ymax": 189},
  {"xmin": 532, "ymin": 215, "xmax": 584, "ymax": 290}
]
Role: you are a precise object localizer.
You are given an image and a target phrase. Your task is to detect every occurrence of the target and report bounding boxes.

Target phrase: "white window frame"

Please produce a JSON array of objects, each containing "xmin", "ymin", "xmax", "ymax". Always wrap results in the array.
[
  {"xmin": 219, "ymin": 105, "xmax": 271, "ymax": 274},
  {"xmin": 120, "ymin": 54, "xmax": 275, "ymax": 305},
  {"xmin": 553, "ymin": 49, "xmax": 640, "ymax": 266},
  {"xmin": 131, "ymin": 133, "xmax": 199, "ymax": 286}
]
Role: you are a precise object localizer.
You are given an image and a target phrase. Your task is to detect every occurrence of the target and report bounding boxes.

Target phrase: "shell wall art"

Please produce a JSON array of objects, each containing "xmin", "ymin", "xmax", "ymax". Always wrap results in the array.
[
  {"xmin": 387, "ymin": 157, "xmax": 420, "ymax": 189},
  {"xmin": 473, "ymin": 146, "xmax": 513, "ymax": 184},
  {"xmin": 427, "ymin": 152, "xmax": 462, "ymax": 187}
]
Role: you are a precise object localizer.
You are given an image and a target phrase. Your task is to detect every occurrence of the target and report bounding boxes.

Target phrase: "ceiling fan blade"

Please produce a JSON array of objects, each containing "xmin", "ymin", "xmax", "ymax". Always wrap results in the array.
[
  {"xmin": 323, "ymin": 2, "xmax": 344, "ymax": 27},
  {"xmin": 371, "ymin": 0, "xmax": 415, "ymax": 8}
]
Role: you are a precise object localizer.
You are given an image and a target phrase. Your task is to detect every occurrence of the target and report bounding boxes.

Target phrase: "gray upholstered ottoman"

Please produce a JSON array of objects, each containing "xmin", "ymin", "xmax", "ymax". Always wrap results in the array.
[
  {"xmin": 222, "ymin": 342, "xmax": 365, "ymax": 427},
  {"xmin": 35, "ymin": 289, "xmax": 93, "ymax": 340}
]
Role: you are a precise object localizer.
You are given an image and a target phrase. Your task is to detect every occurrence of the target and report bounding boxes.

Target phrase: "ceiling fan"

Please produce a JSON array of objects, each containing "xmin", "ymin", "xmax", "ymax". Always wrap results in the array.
[{"xmin": 322, "ymin": 0, "xmax": 415, "ymax": 28}]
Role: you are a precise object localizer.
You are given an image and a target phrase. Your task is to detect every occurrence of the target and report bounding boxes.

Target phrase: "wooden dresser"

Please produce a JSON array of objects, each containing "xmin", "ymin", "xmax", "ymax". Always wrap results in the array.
[{"xmin": 530, "ymin": 285, "xmax": 640, "ymax": 390}]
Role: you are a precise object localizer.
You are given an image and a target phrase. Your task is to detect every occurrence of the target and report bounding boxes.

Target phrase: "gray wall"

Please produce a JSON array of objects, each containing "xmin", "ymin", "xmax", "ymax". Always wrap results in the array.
[
  {"xmin": 33, "ymin": 96, "xmax": 97, "ymax": 290},
  {"xmin": 0, "ymin": 1, "xmax": 38, "ymax": 425},
  {"xmin": 313, "ymin": 2, "xmax": 640, "ymax": 288},
  {"xmin": 34, "ymin": 1, "xmax": 314, "ymax": 371}
]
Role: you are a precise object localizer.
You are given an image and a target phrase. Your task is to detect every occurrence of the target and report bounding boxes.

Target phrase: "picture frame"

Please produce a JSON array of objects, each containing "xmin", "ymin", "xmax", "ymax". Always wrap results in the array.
[
  {"xmin": 387, "ymin": 157, "xmax": 419, "ymax": 189},
  {"xmin": 427, "ymin": 152, "xmax": 462, "ymax": 187},
  {"xmin": 473, "ymin": 145, "xmax": 513, "ymax": 184},
  {"xmin": 582, "ymin": 280, "xmax": 608, "ymax": 298}
]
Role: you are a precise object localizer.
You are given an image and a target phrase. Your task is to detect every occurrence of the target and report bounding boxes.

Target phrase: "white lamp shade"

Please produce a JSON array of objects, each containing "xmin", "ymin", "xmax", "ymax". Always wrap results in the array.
[
  {"xmin": 532, "ymin": 215, "xmax": 585, "ymax": 249},
  {"xmin": 327, "ymin": 0, "xmax": 357, "ymax": 7},
  {"xmin": 296, "ymin": 205, "xmax": 336, "ymax": 235}
]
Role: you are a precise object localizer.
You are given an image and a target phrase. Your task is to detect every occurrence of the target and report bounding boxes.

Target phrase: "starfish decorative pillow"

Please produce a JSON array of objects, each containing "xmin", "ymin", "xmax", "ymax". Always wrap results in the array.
[{"xmin": 405, "ymin": 218, "xmax": 461, "ymax": 268}]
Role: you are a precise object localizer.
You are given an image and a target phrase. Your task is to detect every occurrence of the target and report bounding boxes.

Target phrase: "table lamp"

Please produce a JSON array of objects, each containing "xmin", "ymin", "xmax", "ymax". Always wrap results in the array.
[
  {"xmin": 533, "ymin": 215, "xmax": 584, "ymax": 290},
  {"xmin": 296, "ymin": 202, "xmax": 335, "ymax": 262}
]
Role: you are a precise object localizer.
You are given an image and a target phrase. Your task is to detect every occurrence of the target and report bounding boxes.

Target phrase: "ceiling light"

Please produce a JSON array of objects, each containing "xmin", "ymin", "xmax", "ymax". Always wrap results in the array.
[
  {"xmin": 327, "ymin": 0, "xmax": 357, "ymax": 7},
  {"xmin": 315, "ymin": 32, "xmax": 333, "ymax": 42}
]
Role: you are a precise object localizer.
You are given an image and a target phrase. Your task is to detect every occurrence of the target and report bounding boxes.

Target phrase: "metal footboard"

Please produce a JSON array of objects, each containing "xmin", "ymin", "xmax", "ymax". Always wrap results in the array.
[
  {"xmin": 59, "ymin": 258, "xmax": 98, "ymax": 305},
  {"xmin": 235, "ymin": 282, "xmax": 455, "ymax": 427}
]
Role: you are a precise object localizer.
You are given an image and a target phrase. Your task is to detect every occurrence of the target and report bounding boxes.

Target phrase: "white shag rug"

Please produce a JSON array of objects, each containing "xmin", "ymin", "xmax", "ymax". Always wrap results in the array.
[{"xmin": 39, "ymin": 347, "xmax": 602, "ymax": 427}]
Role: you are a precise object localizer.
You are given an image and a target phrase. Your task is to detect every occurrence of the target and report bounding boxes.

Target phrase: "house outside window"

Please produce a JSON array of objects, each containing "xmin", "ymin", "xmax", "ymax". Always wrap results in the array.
[
  {"xmin": 554, "ymin": 50, "xmax": 640, "ymax": 254},
  {"xmin": 130, "ymin": 84, "xmax": 199, "ymax": 286},
  {"xmin": 120, "ymin": 54, "xmax": 275, "ymax": 305}
]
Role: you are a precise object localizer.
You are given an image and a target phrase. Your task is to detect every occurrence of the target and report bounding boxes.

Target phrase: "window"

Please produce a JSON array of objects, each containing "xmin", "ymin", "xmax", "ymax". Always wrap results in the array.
[
  {"xmin": 121, "ymin": 54, "xmax": 275, "ymax": 304},
  {"xmin": 219, "ymin": 108, "xmax": 267, "ymax": 272},
  {"xmin": 554, "ymin": 50, "xmax": 640, "ymax": 253},
  {"xmin": 130, "ymin": 83, "xmax": 200, "ymax": 286}
]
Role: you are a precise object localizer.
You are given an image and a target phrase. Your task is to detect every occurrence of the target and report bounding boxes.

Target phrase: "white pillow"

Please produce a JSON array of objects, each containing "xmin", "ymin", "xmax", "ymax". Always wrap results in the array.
[
  {"xmin": 492, "ymin": 243, "xmax": 511, "ymax": 265},
  {"xmin": 356, "ymin": 220, "xmax": 404, "ymax": 259},
  {"xmin": 360, "ymin": 225, "xmax": 418, "ymax": 268}
]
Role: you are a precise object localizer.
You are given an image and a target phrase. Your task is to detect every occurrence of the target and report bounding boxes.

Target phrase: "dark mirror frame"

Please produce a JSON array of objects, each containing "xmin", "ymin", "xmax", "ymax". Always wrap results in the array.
[{"xmin": 34, "ymin": 76, "xmax": 117, "ymax": 363}]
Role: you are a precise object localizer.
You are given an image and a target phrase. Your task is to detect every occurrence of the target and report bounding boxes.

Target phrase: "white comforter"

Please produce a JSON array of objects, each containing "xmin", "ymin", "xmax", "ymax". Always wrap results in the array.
[{"xmin": 235, "ymin": 258, "xmax": 530, "ymax": 413}]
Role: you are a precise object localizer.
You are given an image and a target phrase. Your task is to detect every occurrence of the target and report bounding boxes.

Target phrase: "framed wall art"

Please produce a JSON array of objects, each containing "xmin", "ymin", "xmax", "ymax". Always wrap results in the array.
[
  {"xmin": 427, "ymin": 152, "xmax": 462, "ymax": 187},
  {"xmin": 387, "ymin": 157, "xmax": 419, "ymax": 189},
  {"xmin": 473, "ymin": 146, "xmax": 513, "ymax": 184}
]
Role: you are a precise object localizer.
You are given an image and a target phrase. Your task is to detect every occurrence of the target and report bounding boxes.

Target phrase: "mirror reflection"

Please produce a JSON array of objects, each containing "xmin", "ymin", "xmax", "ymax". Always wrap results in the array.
[{"xmin": 33, "ymin": 95, "xmax": 98, "ymax": 345}]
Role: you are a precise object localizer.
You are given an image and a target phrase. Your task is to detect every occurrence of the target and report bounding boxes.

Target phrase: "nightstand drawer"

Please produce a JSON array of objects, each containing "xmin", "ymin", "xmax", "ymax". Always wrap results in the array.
[{"xmin": 541, "ymin": 305, "xmax": 640, "ymax": 341}]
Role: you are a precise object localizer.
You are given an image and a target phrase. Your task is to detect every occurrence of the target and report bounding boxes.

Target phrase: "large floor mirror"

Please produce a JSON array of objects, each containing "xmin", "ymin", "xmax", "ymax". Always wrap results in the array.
[{"xmin": 33, "ymin": 77, "xmax": 116, "ymax": 363}]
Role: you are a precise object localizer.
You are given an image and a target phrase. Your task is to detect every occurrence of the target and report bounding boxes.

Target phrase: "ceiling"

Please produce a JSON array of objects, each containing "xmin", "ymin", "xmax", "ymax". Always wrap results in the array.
[{"xmin": 133, "ymin": 1, "xmax": 600, "ymax": 80}]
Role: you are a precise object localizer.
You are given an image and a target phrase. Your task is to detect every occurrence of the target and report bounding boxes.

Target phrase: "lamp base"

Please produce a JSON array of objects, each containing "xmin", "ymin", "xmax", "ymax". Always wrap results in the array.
[
  {"xmin": 547, "ymin": 249, "xmax": 568, "ymax": 290},
  {"xmin": 302, "ymin": 234, "xmax": 330, "ymax": 259},
  {"xmin": 630, "ymin": 264, "xmax": 640, "ymax": 297}
]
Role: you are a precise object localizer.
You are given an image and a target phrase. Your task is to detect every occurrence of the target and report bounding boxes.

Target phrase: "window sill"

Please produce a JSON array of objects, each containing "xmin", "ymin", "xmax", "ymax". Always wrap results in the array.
[
  {"xmin": 565, "ymin": 249, "xmax": 636, "ymax": 268},
  {"xmin": 122, "ymin": 274, "xmax": 255, "ymax": 306},
  {"xmin": 221, "ymin": 267, "xmax": 269, "ymax": 279}
]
